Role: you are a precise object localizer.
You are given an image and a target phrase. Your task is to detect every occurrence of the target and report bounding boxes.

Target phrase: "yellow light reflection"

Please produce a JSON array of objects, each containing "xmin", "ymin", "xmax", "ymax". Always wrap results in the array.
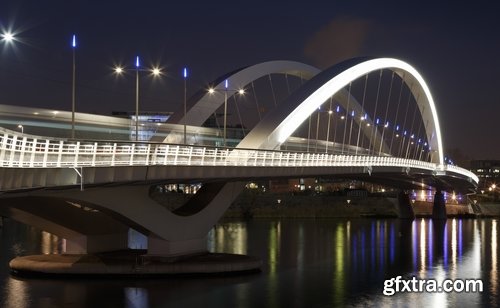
[
  {"xmin": 451, "ymin": 219, "xmax": 457, "ymax": 271},
  {"xmin": 492, "ymin": 220, "xmax": 497, "ymax": 298},
  {"xmin": 420, "ymin": 218, "xmax": 426, "ymax": 274},
  {"xmin": 5, "ymin": 278, "xmax": 28, "ymax": 308},
  {"xmin": 333, "ymin": 223, "xmax": 345, "ymax": 306}
]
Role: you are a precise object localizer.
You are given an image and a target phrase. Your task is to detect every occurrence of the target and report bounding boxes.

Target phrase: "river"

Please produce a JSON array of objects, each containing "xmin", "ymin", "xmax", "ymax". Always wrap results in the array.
[{"xmin": 0, "ymin": 217, "xmax": 498, "ymax": 307}]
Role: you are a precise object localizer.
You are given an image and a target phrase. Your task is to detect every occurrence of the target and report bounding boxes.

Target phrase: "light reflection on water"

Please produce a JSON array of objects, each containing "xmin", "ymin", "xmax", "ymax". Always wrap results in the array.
[{"xmin": 1, "ymin": 218, "xmax": 499, "ymax": 307}]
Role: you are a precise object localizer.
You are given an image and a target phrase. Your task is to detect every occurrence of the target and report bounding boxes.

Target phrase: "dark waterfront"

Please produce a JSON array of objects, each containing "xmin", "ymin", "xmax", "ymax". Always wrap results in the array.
[{"xmin": 0, "ymin": 217, "xmax": 498, "ymax": 307}]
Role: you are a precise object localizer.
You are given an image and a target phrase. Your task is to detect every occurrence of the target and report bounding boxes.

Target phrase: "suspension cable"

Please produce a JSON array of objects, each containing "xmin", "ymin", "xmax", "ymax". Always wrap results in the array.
[
  {"xmin": 379, "ymin": 71, "xmax": 395, "ymax": 155},
  {"xmin": 315, "ymin": 108, "xmax": 321, "ymax": 152},
  {"xmin": 389, "ymin": 73, "xmax": 405, "ymax": 155},
  {"xmin": 285, "ymin": 73, "xmax": 291, "ymax": 94},
  {"xmin": 233, "ymin": 95, "xmax": 246, "ymax": 137},
  {"xmin": 269, "ymin": 75, "xmax": 278, "ymax": 107},
  {"xmin": 368, "ymin": 70, "xmax": 383, "ymax": 154},
  {"xmin": 326, "ymin": 97, "xmax": 333, "ymax": 153},
  {"xmin": 342, "ymin": 82, "xmax": 352, "ymax": 154},
  {"xmin": 398, "ymin": 81, "xmax": 413, "ymax": 157},
  {"xmin": 356, "ymin": 74, "xmax": 369, "ymax": 155},
  {"xmin": 251, "ymin": 81, "xmax": 262, "ymax": 121},
  {"xmin": 405, "ymin": 94, "xmax": 419, "ymax": 158}
]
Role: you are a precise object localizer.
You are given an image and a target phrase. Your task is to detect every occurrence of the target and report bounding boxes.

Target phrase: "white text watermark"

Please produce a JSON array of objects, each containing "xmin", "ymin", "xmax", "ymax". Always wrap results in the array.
[{"xmin": 383, "ymin": 276, "xmax": 483, "ymax": 296}]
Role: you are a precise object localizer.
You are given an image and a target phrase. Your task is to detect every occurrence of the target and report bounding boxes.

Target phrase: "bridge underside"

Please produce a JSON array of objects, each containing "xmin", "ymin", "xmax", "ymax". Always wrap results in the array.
[
  {"xmin": 0, "ymin": 163, "xmax": 476, "ymax": 193},
  {"xmin": 0, "ymin": 164, "xmax": 474, "ymax": 256}
]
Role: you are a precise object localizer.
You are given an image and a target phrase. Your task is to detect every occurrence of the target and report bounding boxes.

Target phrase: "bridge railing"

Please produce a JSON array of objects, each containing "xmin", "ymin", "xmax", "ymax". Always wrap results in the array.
[{"xmin": 0, "ymin": 131, "xmax": 478, "ymax": 183}]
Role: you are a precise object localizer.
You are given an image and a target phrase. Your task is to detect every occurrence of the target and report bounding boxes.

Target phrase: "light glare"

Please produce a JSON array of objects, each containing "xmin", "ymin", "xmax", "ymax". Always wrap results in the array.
[{"xmin": 1, "ymin": 31, "xmax": 14, "ymax": 42}]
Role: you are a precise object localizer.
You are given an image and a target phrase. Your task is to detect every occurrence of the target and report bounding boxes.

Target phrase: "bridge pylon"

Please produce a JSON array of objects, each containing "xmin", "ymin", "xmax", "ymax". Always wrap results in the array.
[{"xmin": 432, "ymin": 190, "xmax": 447, "ymax": 220}]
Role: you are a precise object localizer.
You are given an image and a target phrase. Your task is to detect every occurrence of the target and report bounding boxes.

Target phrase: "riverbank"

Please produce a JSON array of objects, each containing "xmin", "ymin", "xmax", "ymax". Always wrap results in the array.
[
  {"xmin": 223, "ymin": 192, "xmax": 474, "ymax": 218},
  {"xmin": 150, "ymin": 189, "xmax": 494, "ymax": 218}
]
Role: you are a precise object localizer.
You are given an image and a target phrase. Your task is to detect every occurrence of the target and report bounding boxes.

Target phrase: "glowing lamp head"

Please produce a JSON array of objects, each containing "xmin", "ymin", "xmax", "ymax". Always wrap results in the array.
[
  {"xmin": 336, "ymin": 106, "xmax": 340, "ymax": 113},
  {"xmin": 1, "ymin": 31, "xmax": 14, "ymax": 43},
  {"xmin": 328, "ymin": 110, "xmax": 333, "ymax": 115},
  {"xmin": 135, "ymin": 56, "xmax": 140, "ymax": 68},
  {"xmin": 396, "ymin": 125, "xmax": 400, "ymax": 131},
  {"xmin": 152, "ymin": 67, "xmax": 161, "ymax": 76},
  {"xmin": 208, "ymin": 88, "xmax": 215, "ymax": 94},
  {"xmin": 114, "ymin": 66, "xmax": 124, "ymax": 74},
  {"xmin": 224, "ymin": 79, "xmax": 228, "ymax": 89},
  {"xmin": 351, "ymin": 110, "xmax": 355, "ymax": 117},
  {"xmin": 183, "ymin": 67, "xmax": 188, "ymax": 79},
  {"xmin": 72, "ymin": 34, "xmax": 77, "ymax": 48},
  {"xmin": 238, "ymin": 89, "xmax": 245, "ymax": 95}
]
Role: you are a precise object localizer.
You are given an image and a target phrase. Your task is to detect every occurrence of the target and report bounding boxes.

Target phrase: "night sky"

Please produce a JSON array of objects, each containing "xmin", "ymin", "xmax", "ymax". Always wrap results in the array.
[{"xmin": 0, "ymin": 0, "xmax": 499, "ymax": 160}]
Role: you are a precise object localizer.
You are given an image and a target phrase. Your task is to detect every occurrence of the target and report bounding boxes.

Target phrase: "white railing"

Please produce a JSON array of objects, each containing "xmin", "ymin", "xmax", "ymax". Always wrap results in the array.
[{"xmin": 0, "ymin": 131, "xmax": 479, "ymax": 184}]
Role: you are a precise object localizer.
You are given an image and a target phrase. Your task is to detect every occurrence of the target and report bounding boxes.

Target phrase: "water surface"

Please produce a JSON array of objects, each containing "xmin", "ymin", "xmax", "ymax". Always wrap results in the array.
[{"xmin": 0, "ymin": 218, "xmax": 498, "ymax": 307}]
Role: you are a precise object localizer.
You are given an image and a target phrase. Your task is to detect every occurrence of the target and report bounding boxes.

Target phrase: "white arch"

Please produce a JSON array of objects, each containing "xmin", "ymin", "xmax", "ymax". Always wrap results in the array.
[
  {"xmin": 165, "ymin": 60, "xmax": 389, "ymax": 152},
  {"xmin": 168, "ymin": 60, "xmax": 320, "ymax": 127},
  {"xmin": 238, "ymin": 58, "xmax": 444, "ymax": 165}
]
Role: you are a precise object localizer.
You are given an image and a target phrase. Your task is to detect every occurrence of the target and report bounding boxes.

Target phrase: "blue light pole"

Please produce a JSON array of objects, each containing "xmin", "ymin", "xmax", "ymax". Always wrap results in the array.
[
  {"xmin": 114, "ymin": 58, "xmax": 162, "ymax": 141},
  {"xmin": 135, "ymin": 56, "xmax": 140, "ymax": 141},
  {"xmin": 71, "ymin": 34, "xmax": 77, "ymax": 139},
  {"xmin": 223, "ymin": 79, "xmax": 228, "ymax": 147}
]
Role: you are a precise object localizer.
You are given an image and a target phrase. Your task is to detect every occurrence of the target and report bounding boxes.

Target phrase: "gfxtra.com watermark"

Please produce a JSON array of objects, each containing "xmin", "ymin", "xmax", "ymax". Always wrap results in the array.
[{"xmin": 383, "ymin": 276, "xmax": 483, "ymax": 296}]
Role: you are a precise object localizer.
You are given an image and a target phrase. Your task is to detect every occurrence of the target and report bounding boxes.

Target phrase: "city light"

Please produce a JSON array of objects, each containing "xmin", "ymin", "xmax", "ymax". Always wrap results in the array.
[
  {"xmin": 238, "ymin": 89, "xmax": 245, "ymax": 95},
  {"xmin": 114, "ymin": 66, "xmax": 124, "ymax": 74},
  {"xmin": 208, "ymin": 88, "xmax": 215, "ymax": 94},
  {"xmin": 72, "ymin": 34, "xmax": 77, "ymax": 48},
  {"xmin": 151, "ymin": 67, "xmax": 161, "ymax": 76},
  {"xmin": 1, "ymin": 31, "xmax": 15, "ymax": 43}
]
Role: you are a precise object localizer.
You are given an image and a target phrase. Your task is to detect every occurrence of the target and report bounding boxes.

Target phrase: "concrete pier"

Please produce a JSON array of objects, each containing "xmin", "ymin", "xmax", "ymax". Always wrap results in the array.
[
  {"xmin": 396, "ymin": 191, "xmax": 415, "ymax": 219},
  {"xmin": 9, "ymin": 251, "xmax": 262, "ymax": 276},
  {"xmin": 432, "ymin": 190, "xmax": 447, "ymax": 220}
]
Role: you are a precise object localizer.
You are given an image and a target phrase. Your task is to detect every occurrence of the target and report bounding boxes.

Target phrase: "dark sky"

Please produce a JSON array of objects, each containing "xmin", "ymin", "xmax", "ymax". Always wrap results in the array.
[{"xmin": 0, "ymin": 0, "xmax": 499, "ymax": 159}]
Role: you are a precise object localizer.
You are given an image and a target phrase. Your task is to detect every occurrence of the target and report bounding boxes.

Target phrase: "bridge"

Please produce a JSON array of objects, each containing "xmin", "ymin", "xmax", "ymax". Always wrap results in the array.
[{"xmin": 0, "ymin": 58, "xmax": 478, "ymax": 259}]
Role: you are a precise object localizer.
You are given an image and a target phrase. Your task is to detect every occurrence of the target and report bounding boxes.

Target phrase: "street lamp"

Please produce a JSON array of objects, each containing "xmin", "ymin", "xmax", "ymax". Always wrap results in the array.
[
  {"xmin": 17, "ymin": 124, "xmax": 23, "ymax": 134},
  {"xmin": 183, "ymin": 67, "xmax": 188, "ymax": 145},
  {"xmin": 0, "ymin": 31, "xmax": 15, "ymax": 43},
  {"xmin": 207, "ymin": 80, "xmax": 245, "ymax": 147},
  {"xmin": 113, "ymin": 58, "xmax": 162, "ymax": 141},
  {"xmin": 71, "ymin": 34, "xmax": 77, "ymax": 139}
]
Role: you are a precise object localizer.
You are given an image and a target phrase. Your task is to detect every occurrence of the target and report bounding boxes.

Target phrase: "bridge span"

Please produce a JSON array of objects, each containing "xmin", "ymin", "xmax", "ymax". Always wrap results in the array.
[{"xmin": 0, "ymin": 57, "xmax": 479, "ymax": 259}]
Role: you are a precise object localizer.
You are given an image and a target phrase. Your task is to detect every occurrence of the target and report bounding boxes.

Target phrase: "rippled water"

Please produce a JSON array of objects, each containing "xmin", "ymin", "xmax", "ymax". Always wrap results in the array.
[{"xmin": 0, "ymin": 218, "xmax": 498, "ymax": 307}]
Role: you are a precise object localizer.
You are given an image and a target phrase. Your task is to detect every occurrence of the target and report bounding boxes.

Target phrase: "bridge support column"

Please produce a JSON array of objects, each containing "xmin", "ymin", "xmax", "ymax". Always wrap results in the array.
[
  {"xmin": 432, "ymin": 190, "xmax": 447, "ymax": 220},
  {"xmin": 396, "ymin": 191, "xmax": 415, "ymax": 219}
]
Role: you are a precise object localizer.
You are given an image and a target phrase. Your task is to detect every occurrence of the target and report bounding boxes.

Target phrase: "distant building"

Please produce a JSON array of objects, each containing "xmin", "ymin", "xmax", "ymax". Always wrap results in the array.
[{"xmin": 470, "ymin": 160, "xmax": 500, "ymax": 188}]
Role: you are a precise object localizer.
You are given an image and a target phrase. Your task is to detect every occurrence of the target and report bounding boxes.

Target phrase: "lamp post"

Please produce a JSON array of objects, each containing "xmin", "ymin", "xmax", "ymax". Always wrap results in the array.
[
  {"xmin": 71, "ymin": 34, "xmax": 77, "ymax": 139},
  {"xmin": 223, "ymin": 79, "xmax": 228, "ymax": 146},
  {"xmin": 135, "ymin": 56, "xmax": 140, "ymax": 141},
  {"xmin": 114, "ymin": 58, "xmax": 162, "ymax": 141},
  {"xmin": 183, "ymin": 67, "xmax": 188, "ymax": 145},
  {"xmin": 207, "ymin": 81, "xmax": 245, "ymax": 147}
]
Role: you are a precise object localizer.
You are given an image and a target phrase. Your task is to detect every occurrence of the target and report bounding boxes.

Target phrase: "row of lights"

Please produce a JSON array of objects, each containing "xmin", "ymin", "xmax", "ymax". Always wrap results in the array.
[
  {"xmin": 2, "ymin": 31, "xmax": 249, "ymax": 145},
  {"xmin": 321, "ymin": 105, "xmax": 431, "ymax": 155},
  {"xmin": 1, "ymin": 31, "xmax": 189, "ymax": 142}
]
